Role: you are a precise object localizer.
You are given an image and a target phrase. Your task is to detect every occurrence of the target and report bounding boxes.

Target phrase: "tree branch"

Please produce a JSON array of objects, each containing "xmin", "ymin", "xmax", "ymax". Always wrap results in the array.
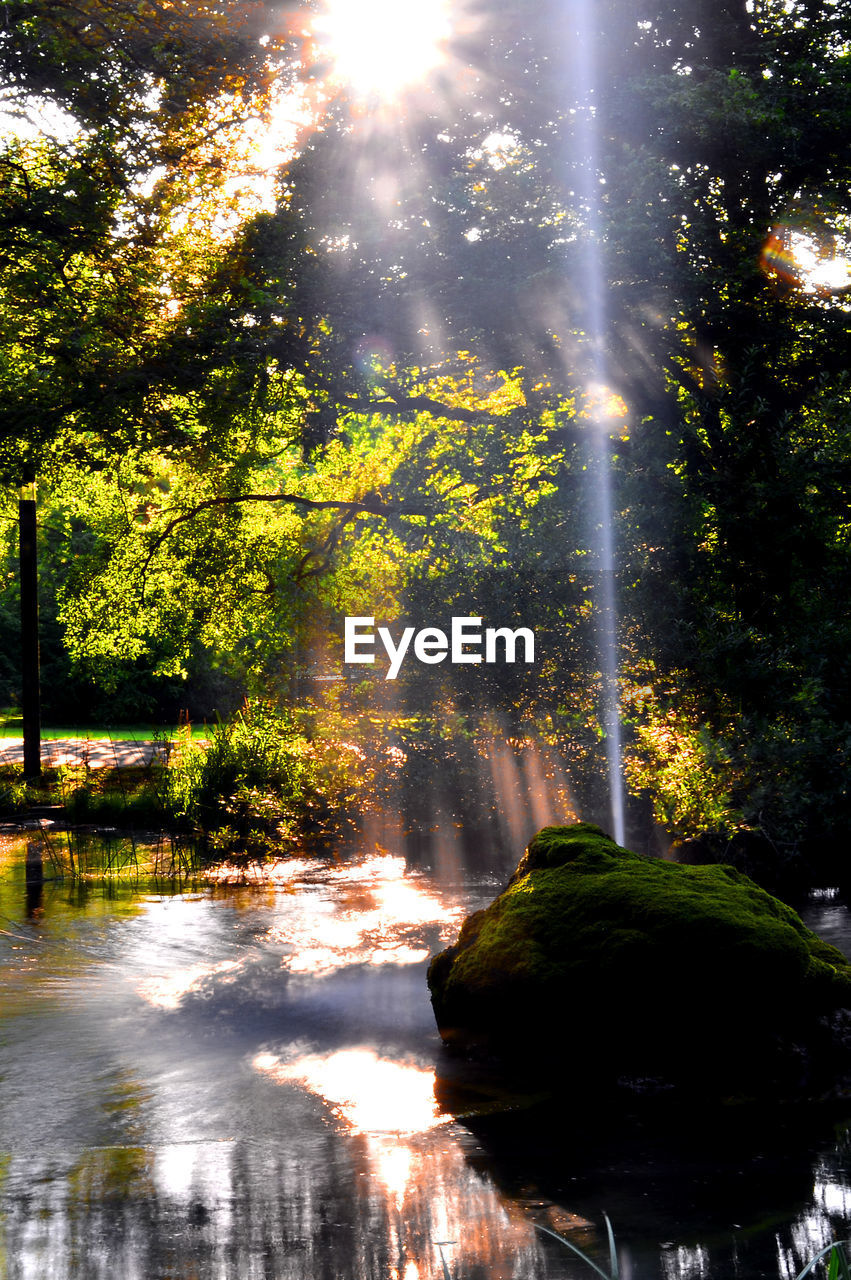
[
  {"xmin": 139, "ymin": 489, "xmax": 432, "ymax": 579},
  {"xmin": 339, "ymin": 394, "xmax": 482, "ymax": 423}
]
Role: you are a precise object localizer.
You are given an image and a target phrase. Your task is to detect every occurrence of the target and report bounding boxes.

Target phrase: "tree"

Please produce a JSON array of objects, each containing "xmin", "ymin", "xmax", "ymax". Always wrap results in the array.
[
  {"xmin": 7, "ymin": 0, "xmax": 851, "ymax": 871},
  {"xmin": 266, "ymin": 0, "xmax": 851, "ymax": 859},
  {"xmin": 0, "ymin": 0, "xmax": 298, "ymax": 764}
]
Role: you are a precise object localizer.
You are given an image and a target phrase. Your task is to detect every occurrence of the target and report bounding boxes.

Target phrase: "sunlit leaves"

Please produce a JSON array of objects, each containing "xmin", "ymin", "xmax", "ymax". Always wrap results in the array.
[{"xmin": 0, "ymin": 0, "xmax": 303, "ymax": 482}]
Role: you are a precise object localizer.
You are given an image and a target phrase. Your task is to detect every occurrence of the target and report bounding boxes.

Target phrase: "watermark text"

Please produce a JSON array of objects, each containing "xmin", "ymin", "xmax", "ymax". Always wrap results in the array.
[{"xmin": 344, "ymin": 616, "xmax": 535, "ymax": 680}]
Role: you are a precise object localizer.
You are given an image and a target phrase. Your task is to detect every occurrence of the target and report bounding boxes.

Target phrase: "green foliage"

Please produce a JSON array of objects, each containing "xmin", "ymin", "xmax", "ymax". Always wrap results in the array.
[
  {"xmin": 796, "ymin": 1241, "xmax": 851, "ymax": 1280},
  {"xmin": 3, "ymin": 0, "xmax": 851, "ymax": 888},
  {"xmin": 0, "ymin": 0, "xmax": 286, "ymax": 479},
  {"xmin": 162, "ymin": 701, "xmax": 328, "ymax": 858},
  {"xmin": 623, "ymin": 694, "xmax": 745, "ymax": 839},
  {"xmin": 830, "ymin": 1245, "xmax": 851, "ymax": 1280},
  {"xmin": 0, "ymin": 758, "xmax": 168, "ymax": 827},
  {"xmin": 0, "ymin": 766, "xmax": 32, "ymax": 816},
  {"xmin": 621, "ymin": 371, "xmax": 851, "ymax": 855},
  {"xmin": 55, "ymin": 762, "xmax": 167, "ymax": 829}
]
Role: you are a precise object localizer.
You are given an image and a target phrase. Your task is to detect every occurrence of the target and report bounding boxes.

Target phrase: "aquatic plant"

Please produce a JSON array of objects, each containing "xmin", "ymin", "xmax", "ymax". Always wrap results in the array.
[
  {"xmin": 795, "ymin": 1240, "xmax": 851, "ymax": 1279},
  {"xmin": 531, "ymin": 1220, "xmax": 851, "ymax": 1279},
  {"xmin": 536, "ymin": 1217, "xmax": 619, "ymax": 1278},
  {"xmin": 530, "ymin": 1220, "xmax": 847, "ymax": 1280}
]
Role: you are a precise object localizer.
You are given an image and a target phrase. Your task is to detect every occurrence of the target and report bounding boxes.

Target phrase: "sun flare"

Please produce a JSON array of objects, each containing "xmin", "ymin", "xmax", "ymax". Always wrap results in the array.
[
  {"xmin": 313, "ymin": 0, "xmax": 452, "ymax": 101},
  {"xmin": 761, "ymin": 221, "xmax": 851, "ymax": 297}
]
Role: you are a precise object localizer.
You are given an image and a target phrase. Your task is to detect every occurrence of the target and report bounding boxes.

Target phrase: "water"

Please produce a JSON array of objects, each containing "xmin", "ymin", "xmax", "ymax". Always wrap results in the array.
[{"xmin": 1, "ymin": 833, "xmax": 850, "ymax": 1279}]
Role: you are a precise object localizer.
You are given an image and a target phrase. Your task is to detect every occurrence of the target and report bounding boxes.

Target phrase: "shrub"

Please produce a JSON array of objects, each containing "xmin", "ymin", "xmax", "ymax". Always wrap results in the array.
[
  {"xmin": 163, "ymin": 700, "xmax": 327, "ymax": 858},
  {"xmin": 0, "ymin": 765, "xmax": 32, "ymax": 815}
]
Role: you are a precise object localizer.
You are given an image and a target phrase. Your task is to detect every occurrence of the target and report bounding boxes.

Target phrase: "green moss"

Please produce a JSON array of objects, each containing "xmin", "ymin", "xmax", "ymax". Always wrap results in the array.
[
  {"xmin": 428, "ymin": 824, "xmax": 851, "ymax": 1086},
  {"xmin": 511, "ymin": 822, "xmax": 643, "ymax": 877}
]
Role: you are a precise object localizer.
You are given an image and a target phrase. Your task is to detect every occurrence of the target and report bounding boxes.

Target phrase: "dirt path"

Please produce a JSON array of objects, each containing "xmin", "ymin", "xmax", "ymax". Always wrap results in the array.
[{"xmin": 0, "ymin": 738, "xmax": 164, "ymax": 768}]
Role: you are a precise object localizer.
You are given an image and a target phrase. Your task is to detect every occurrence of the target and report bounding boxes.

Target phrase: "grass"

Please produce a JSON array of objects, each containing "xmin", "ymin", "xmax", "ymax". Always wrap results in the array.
[
  {"xmin": 162, "ymin": 702, "xmax": 329, "ymax": 858},
  {"xmin": 0, "ymin": 700, "xmax": 349, "ymax": 861},
  {"xmin": 0, "ymin": 713, "xmax": 208, "ymax": 740},
  {"xmin": 0, "ymin": 759, "xmax": 171, "ymax": 827}
]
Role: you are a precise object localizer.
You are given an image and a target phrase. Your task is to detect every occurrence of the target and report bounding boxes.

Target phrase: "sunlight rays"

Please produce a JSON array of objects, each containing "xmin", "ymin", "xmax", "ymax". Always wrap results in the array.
[{"xmin": 312, "ymin": 0, "xmax": 452, "ymax": 103}]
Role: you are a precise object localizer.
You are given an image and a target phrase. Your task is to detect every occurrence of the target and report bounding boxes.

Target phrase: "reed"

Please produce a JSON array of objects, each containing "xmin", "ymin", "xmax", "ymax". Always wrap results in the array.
[
  {"xmin": 535, "ymin": 1215, "xmax": 619, "ymax": 1279},
  {"xmin": 527, "ymin": 1218, "xmax": 848, "ymax": 1279},
  {"xmin": 795, "ymin": 1242, "xmax": 851, "ymax": 1279}
]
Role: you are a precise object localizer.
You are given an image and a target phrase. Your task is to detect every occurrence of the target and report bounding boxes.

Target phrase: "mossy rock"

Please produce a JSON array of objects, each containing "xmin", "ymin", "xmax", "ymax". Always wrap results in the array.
[{"xmin": 428, "ymin": 824, "xmax": 851, "ymax": 1093}]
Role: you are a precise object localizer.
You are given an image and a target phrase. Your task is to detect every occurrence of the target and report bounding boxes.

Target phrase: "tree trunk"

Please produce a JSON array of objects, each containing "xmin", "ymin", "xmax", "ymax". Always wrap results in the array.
[{"xmin": 19, "ymin": 476, "xmax": 41, "ymax": 778}]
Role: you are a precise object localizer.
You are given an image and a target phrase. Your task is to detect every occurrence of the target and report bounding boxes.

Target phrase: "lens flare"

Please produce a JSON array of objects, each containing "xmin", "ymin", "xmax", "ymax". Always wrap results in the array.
[
  {"xmin": 761, "ymin": 221, "xmax": 851, "ymax": 297},
  {"xmin": 313, "ymin": 0, "xmax": 451, "ymax": 102},
  {"xmin": 582, "ymin": 382, "xmax": 629, "ymax": 437}
]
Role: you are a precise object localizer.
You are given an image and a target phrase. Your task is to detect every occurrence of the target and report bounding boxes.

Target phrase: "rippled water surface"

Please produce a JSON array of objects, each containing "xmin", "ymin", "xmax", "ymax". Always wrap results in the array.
[{"xmin": 1, "ymin": 833, "xmax": 851, "ymax": 1279}]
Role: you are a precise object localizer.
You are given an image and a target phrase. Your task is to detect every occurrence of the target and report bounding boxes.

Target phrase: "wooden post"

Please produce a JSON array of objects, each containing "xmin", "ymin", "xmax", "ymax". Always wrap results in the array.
[{"xmin": 19, "ymin": 475, "xmax": 41, "ymax": 777}]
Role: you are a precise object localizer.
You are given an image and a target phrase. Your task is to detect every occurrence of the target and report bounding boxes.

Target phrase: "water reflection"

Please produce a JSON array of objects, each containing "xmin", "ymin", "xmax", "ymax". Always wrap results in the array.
[
  {"xmin": 774, "ymin": 1151, "xmax": 851, "ymax": 1279},
  {"xmin": 0, "ymin": 1135, "xmax": 557, "ymax": 1280},
  {"xmin": 254, "ymin": 1045, "xmax": 555, "ymax": 1278},
  {"xmin": 263, "ymin": 855, "xmax": 467, "ymax": 976},
  {"xmin": 254, "ymin": 1047, "xmax": 445, "ymax": 1133},
  {"xmin": 137, "ymin": 957, "xmax": 244, "ymax": 1010},
  {"xmin": 661, "ymin": 1245, "xmax": 710, "ymax": 1279},
  {"xmin": 2, "ymin": 839, "xmax": 851, "ymax": 1278}
]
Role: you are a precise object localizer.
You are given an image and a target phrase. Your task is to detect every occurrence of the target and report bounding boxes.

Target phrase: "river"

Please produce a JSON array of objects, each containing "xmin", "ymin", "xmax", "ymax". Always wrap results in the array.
[{"xmin": 0, "ymin": 831, "xmax": 850, "ymax": 1279}]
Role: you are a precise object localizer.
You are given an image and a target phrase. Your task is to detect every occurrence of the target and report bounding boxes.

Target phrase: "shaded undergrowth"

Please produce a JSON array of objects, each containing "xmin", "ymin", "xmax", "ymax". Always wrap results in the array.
[{"xmin": 0, "ymin": 700, "xmax": 362, "ymax": 864}]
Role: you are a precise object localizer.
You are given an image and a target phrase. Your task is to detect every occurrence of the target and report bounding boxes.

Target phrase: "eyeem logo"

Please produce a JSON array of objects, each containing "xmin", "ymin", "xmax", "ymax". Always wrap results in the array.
[{"xmin": 344, "ymin": 616, "xmax": 535, "ymax": 680}]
